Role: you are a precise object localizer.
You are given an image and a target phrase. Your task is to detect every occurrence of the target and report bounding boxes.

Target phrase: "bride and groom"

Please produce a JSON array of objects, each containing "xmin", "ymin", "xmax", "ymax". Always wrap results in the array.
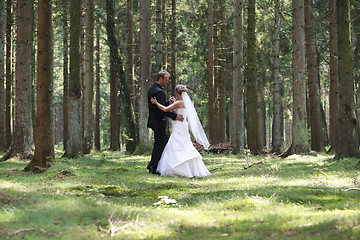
[{"xmin": 147, "ymin": 70, "xmax": 210, "ymax": 178}]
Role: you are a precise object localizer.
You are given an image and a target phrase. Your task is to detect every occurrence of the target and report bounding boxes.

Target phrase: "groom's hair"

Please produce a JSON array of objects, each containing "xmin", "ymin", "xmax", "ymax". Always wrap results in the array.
[{"xmin": 157, "ymin": 70, "xmax": 170, "ymax": 81}]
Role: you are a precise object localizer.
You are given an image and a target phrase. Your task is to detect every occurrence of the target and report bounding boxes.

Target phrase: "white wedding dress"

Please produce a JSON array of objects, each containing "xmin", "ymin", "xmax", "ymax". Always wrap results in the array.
[{"xmin": 156, "ymin": 108, "xmax": 210, "ymax": 178}]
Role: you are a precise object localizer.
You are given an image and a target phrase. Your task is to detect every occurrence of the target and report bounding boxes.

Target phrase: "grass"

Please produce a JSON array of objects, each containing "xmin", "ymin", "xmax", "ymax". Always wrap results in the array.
[{"xmin": 0, "ymin": 150, "xmax": 359, "ymax": 239}]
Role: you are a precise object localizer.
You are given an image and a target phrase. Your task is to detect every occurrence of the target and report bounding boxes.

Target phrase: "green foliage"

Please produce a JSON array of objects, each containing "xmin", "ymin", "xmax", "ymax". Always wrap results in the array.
[{"xmin": 1, "ymin": 152, "xmax": 360, "ymax": 239}]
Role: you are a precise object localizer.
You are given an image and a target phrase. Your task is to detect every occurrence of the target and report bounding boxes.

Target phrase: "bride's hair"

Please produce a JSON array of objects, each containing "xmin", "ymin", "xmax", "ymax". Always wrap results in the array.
[{"xmin": 175, "ymin": 84, "xmax": 187, "ymax": 93}]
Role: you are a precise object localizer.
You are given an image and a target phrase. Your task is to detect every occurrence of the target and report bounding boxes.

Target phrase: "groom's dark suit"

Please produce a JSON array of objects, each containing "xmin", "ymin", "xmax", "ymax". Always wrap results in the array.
[{"xmin": 147, "ymin": 83, "xmax": 177, "ymax": 173}]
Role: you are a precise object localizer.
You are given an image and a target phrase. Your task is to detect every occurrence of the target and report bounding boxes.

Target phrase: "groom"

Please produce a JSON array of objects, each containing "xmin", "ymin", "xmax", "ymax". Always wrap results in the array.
[{"xmin": 147, "ymin": 70, "xmax": 184, "ymax": 174}]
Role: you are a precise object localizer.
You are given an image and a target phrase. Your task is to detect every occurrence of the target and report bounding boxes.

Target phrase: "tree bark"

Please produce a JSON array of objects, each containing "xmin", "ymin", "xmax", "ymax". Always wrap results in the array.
[
  {"xmin": 63, "ymin": 0, "xmax": 82, "ymax": 158},
  {"xmin": 62, "ymin": 0, "xmax": 69, "ymax": 151},
  {"xmin": 94, "ymin": 23, "xmax": 101, "ymax": 151},
  {"xmin": 138, "ymin": 0, "xmax": 152, "ymax": 153},
  {"xmin": 305, "ymin": 0, "xmax": 327, "ymax": 152},
  {"xmin": 0, "ymin": 0, "xmax": 5, "ymax": 150},
  {"xmin": 329, "ymin": 0, "xmax": 339, "ymax": 153},
  {"xmin": 271, "ymin": 0, "xmax": 283, "ymax": 153},
  {"xmin": 246, "ymin": 0, "xmax": 260, "ymax": 154},
  {"xmin": 109, "ymin": 57, "xmax": 119, "ymax": 151},
  {"xmin": 232, "ymin": 0, "xmax": 244, "ymax": 153},
  {"xmin": 336, "ymin": 0, "xmax": 358, "ymax": 158},
  {"xmin": 5, "ymin": 0, "xmax": 12, "ymax": 150},
  {"xmin": 170, "ymin": 0, "xmax": 177, "ymax": 92},
  {"xmin": 218, "ymin": 0, "xmax": 226, "ymax": 143},
  {"xmin": 208, "ymin": 0, "xmax": 216, "ymax": 144},
  {"xmin": 25, "ymin": 0, "xmax": 53, "ymax": 171},
  {"xmin": 83, "ymin": 0, "xmax": 94, "ymax": 154},
  {"xmin": 106, "ymin": 0, "xmax": 137, "ymax": 154},
  {"xmin": 282, "ymin": 0, "xmax": 309, "ymax": 157},
  {"xmin": 13, "ymin": 0, "xmax": 34, "ymax": 157},
  {"xmin": 155, "ymin": 0, "xmax": 163, "ymax": 72}
]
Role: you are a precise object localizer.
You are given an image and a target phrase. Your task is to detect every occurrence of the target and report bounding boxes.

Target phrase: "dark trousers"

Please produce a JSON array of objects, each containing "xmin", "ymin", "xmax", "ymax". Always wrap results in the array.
[{"xmin": 147, "ymin": 127, "xmax": 169, "ymax": 173}]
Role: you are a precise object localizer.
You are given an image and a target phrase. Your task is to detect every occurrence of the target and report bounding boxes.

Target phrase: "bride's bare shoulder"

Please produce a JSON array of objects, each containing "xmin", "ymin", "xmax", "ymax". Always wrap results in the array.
[{"xmin": 175, "ymin": 100, "xmax": 185, "ymax": 109}]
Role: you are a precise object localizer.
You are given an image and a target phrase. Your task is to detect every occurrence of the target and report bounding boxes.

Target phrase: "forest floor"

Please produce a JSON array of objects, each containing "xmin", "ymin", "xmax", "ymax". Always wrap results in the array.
[{"xmin": 0, "ymin": 150, "xmax": 360, "ymax": 239}]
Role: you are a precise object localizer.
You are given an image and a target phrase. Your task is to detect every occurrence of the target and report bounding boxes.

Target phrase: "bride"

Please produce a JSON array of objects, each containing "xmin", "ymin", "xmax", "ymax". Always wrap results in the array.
[{"xmin": 150, "ymin": 84, "xmax": 210, "ymax": 178}]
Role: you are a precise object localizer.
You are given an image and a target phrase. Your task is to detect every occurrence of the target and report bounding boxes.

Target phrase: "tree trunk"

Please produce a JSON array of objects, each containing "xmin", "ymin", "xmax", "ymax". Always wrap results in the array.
[
  {"xmin": 271, "ymin": 0, "xmax": 283, "ymax": 153},
  {"xmin": 94, "ymin": 23, "xmax": 101, "ymax": 151},
  {"xmin": 62, "ymin": 0, "xmax": 69, "ymax": 151},
  {"xmin": 106, "ymin": 0, "xmax": 137, "ymax": 154},
  {"xmin": 138, "ymin": 0, "xmax": 152, "ymax": 153},
  {"xmin": 246, "ymin": 0, "xmax": 259, "ymax": 154},
  {"xmin": 218, "ymin": 0, "xmax": 226, "ymax": 143},
  {"xmin": 25, "ymin": 0, "xmax": 53, "ymax": 171},
  {"xmin": 0, "ymin": 0, "xmax": 5, "ymax": 150},
  {"xmin": 63, "ymin": 0, "xmax": 82, "ymax": 158},
  {"xmin": 329, "ymin": 0, "xmax": 339, "ymax": 153},
  {"xmin": 170, "ymin": 0, "xmax": 177, "ymax": 92},
  {"xmin": 110, "ymin": 57, "xmax": 119, "ymax": 151},
  {"xmin": 155, "ymin": 0, "xmax": 162, "ymax": 72},
  {"xmin": 83, "ymin": 0, "xmax": 94, "ymax": 154},
  {"xmin": 283, "ymin": 0, "xmax": 309, "ymax": 157},
  {"xmin": 232, "ymin": 0, "xmax": 244, "ymax": 153},
  {"xmin": 13, "ymin": 0, "xmax": 34, "ymax": 157},
  {"xmin": 126, "ymin": 0, "xmax": 135, "ymax": 116},
  {"xmin": 208, "ymin": 0, "xmax": 216, "ymax": 144},
  {"xmin": 305, "ymin": 0, "xmax": 327, "ymax": 152},
  {"xmin": 5, "ymin": 0, "xmax": 12, "ymax": 150},
  {"xmin": 336, "ymin": 0, "xmax": 358, "ymax": 158}
]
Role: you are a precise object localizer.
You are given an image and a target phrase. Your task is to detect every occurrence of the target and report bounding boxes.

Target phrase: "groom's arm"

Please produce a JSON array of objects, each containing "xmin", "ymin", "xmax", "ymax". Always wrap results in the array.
[{"xmin": 155, "ymin": 90, "xmax": 177, "ymax": 120}]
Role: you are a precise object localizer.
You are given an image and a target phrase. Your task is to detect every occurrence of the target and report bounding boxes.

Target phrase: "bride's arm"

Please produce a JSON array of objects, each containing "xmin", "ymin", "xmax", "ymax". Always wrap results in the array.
[{"xmin": 151, "ymin": 97, "xmax": 181, "ymax": 112}]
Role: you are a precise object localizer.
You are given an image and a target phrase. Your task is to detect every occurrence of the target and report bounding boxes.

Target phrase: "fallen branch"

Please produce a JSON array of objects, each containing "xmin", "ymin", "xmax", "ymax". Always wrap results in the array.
[
  {"xmin": 13, "ymin": 228, "xmax": 35, "ymax": 235},
  {"xmin": 344, "ymin": 188, "xmax": 360, "ymax": 192},
  {"xmin": 244, "ymin": 161, "xmax": 263, "ymax": 170},
  {"xmin": 27, "ymin": 216, "xmax": 58, "ymax": 237}
]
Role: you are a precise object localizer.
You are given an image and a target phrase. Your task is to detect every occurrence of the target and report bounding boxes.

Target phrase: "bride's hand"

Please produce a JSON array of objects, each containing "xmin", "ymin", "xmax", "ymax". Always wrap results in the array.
[{"xmin": 150, "ymin": 97, "xmax": 158, "ymax": 104}]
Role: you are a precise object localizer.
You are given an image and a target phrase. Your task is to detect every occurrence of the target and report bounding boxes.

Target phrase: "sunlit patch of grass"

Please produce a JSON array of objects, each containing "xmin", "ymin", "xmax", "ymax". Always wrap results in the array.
[{"xmin": 0, "ymin": 151, "xmax": 360, "ymax": 239}]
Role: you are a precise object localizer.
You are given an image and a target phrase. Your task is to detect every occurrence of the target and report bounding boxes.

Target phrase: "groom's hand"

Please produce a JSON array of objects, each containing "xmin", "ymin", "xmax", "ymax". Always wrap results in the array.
[{"xmin": 176, "ymin": 114, "xmax": 184, "ymax": 122}]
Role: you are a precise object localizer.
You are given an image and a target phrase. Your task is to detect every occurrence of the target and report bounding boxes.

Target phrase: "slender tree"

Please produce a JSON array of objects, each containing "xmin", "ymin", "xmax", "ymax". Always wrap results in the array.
[
  {"xmin": 63, "ymin": 0, "xmax": 82, "ymax": 158},
  {"xmin": 282, "ymin": 0, "xmax": 309, "ymax": 157},
  {"xmin": 109, "ymin": 56, "xmax": 119, "ymax": 151},
  {"xmin": 138, "ymin": 0, "xmax": 152, "ymax": 152},
  {"xmin": 62, "ymin": 0, "xmax": 69, "ymax": 151},
  {"xmin": 208, "ymin": 0, "xmax": 216, "ymax": 144},
  {"xmin": 246, "ymin": 0, "xmax": 260, "ymax": 154},
  {"xmin": 83, "ymin": 0, "xmax": 94, "ymax": 154},
  {"xmin": 155, "ymin": 0, "xmax": 163, "ymax": 71},
  {"xmin": 106, "ymin": 0, "xmax": 137, "ymax": 153},
  {"xmin": 13, "ymin": 0, "xmax": 34, "ymax": 157},
  {"xmin": 94, "ymin": 23, "xmax": 101, "ymax": 151},
  {"xmin": 329, "ymin": 0, "xmax": 339, "ymax": 153},
  {"xmin": 218, "ymin": 0, "xmax": 226, "ymax": 143},
  {"xmin": 271, "ymin": 0, "xmax": 283, "ymax": 153},
  {"xmin": 0, "ymin": 0, "xmax": 5, "ymax": 150},
  {"xmin": 232, "ymin": 0, "xmax": 244, "ymax": 153},
  {"xmin": 336, "ymin": 0, "xmax": 358, "ymax": 158},
  {"xmin": 25, "ymin": 0, "xmax": 53, "ymax": 171},
  {"xmin": 126, "ymin": 0, "xmax": 135, "ymax": 108},
  {"xmin": 5, "ymin": 0, "xmax": 12, "ymax": 150},
  {"xmin": 305, "ymin": 0, "xmax": 327, "ymax": 152},
  {"xmin": 169, "ymin": 0, "xmax": 177, "ymax": 91}
]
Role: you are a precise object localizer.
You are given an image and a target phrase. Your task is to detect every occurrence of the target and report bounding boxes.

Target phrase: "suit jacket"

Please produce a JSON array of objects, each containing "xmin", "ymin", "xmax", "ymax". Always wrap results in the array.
[{"xmin": 147, "ymin": 83, "xmax": 177, "ymax": 129}]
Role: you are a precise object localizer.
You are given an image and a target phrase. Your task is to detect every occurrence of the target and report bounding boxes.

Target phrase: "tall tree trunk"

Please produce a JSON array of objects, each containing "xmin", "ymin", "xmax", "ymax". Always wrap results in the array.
[
  {"xmin": 0, "ymin": 0, "xmax": 5, "ymax": 150},
  {"xmin": 5, "ymin": 0, "xmax": 12, "ymax": 150},
  {"xmin": 257, "ymin": 71, "xmax": 266, "ymax": 150},
  {"xmin": 282, "ymin": 0, "xmax": 309, "ymax": 157},
  {"xmin": 62, "ymin": 0, "xmax": 68, "ymax": 151},
  {"xmin": 246, "ymin": 0, "xmax": 260, "ymax": 154},
  {"xmin": 109, "ymin": 57, "xmax": 119, "ymax": 151},
  {"xmin": 94, "ymin": 23, "xmax": 101, "ymax": 151},
  {"xmin": 138, "ymin": 0, "xmax": 152, "ymax": 152},
  {"xmin": 25, "ymin": 0, "xmax": 53, "ymax": 171},
  {"xmin": 170, "ymin": 0, "xmax": 176, "ymax": 91},
  {"xmin": 218, "ymin": 0, "xmax": 226, "ymax": 143},
  {"xmin": 155, "ymin": 0, "xmax": 162, "ymax": 71},
  {"xmin": 162, "ymin": 0, "xmax": 167, "ymax": 70},
  {"xmin": 208, "ymin": 0, "xmax": 216, "ymax": 144},
  {"xmin": 305, "ymin": 0, "xmax": 327, "ymax": 152},
  {"xmin": 63, "ymin": 0, "xmax": 82, "ymax": 158},
  {"xmin": 329, "ymin": 0, "xmax": 339, "ymax": 153},
  {"xmin": 106, "ymin": 0, "xmax": 137, "ymax": 154},
  {"xmin": 126, "ymin": 0, "xmax": 135, "ymax": 114},
  {"xmin": 83, "ymin": 0, "xmax": 94, "ymax": 154},
  {"xmin": 271, "ymin": 0, "xmax": 283, "ymax": 153},
  {"xmin": 232, "ymin": 0, "xmax": 244, "ymax": 153},
  {"xmin": 13, "ymin": 0, "xmax": 34, "ymax": 157},
  {"xmin": 336, "ymin": 0, "xmax": 358, "ymax": 158}
]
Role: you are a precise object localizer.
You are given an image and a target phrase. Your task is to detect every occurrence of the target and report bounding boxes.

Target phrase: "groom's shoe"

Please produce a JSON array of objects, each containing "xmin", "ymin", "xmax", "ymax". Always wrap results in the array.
[{"xmin": 149, "ymin": 169, "xmax": 160, "ymax": 175}]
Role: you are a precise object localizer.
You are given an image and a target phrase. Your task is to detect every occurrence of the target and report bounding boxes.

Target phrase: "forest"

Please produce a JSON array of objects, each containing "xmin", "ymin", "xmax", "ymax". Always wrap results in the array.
[
  {"xmin": 0, "ymin": 0, "xmax": 360, "ymax": 168},
  {"xmin": 1, "ymin": 0, "xmax": 360, "ymax": 239}
]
